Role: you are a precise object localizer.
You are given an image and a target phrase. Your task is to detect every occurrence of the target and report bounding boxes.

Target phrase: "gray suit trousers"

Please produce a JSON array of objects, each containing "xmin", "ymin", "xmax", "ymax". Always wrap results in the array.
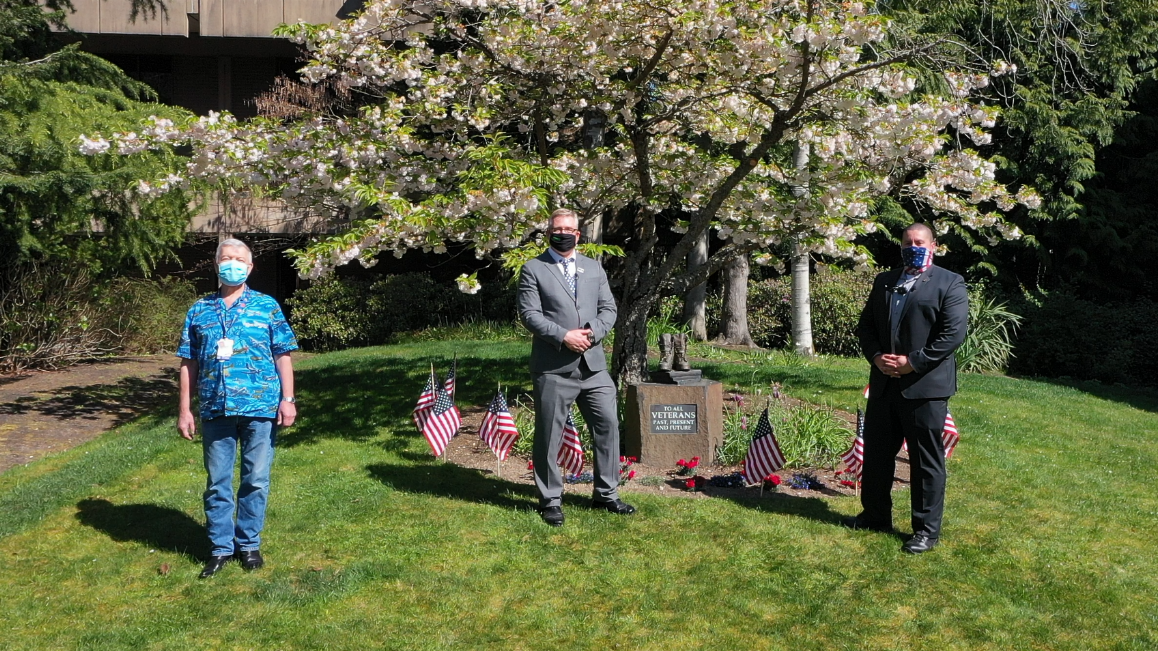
[{"xmin": 532, "ymin": 361, "xmax": 620, "ymax": 508}]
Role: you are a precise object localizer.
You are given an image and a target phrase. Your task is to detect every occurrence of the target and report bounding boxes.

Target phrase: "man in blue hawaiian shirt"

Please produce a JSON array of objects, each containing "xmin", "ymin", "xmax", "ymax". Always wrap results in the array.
[{"xmin": 177, "ymin": 238, "xmax": 299, "ymax": 579}]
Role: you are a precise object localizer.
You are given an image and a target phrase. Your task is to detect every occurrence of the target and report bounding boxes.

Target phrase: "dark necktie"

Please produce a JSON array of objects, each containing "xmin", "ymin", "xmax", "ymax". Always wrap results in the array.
[{"xmin": 561, "ymin": 257, "xmax": 577, "ymax": 297}]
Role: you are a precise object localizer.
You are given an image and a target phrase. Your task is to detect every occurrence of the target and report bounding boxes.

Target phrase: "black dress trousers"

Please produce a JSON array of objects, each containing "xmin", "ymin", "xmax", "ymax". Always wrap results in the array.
[{"xmin": 860, "ymin": 379, "xmax": 948, "ymax": 538}]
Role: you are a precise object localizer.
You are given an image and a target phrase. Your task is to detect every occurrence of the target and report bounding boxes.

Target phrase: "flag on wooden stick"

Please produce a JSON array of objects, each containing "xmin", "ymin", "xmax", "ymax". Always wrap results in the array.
[
  {"xmin": 480, "ymin": 390, "xmax": 519, "ymax": 461},
  {"xmin": 842, "ymin": 408, "xmax": 866, "ymax": 479},
  {"xmin": 413, "ymin": 366, "xmax": 438, "ymax": 431},
  {"xmin": 444, "ymin": 354, "xmax": 457, "ymax": 397},
  {"xmin": 743, "ymin": 408, "xmax": 785, "ymax": 483},
  {"xmin": 558, "ymin": 413, "xmax": 584, "ymax": 476},
  {"xmin": 422, "ymin": 381, "xmax": 461, "ymax": 457}
]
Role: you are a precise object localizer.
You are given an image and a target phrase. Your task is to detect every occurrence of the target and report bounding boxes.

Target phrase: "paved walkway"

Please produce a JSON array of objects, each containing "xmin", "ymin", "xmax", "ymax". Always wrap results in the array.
[{"xmin": 0, "ymin": 357, "xmax": 177, "ymax": 474}]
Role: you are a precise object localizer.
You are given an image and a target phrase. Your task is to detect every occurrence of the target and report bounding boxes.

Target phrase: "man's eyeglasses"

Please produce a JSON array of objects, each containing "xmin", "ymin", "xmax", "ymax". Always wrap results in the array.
[{"xmin": 548, "ymin": 227, "xmax": 580, "ymax": 234}]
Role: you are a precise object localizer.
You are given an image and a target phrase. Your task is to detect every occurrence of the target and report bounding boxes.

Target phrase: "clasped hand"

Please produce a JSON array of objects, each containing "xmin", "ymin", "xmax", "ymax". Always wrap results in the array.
[
  {"xmin": 875, "ymin": 353, "xmax": 914, "ymax": 378},
  {"xmin": 564, "ymin": 328, "xmax": 594, "ymax": 353}
]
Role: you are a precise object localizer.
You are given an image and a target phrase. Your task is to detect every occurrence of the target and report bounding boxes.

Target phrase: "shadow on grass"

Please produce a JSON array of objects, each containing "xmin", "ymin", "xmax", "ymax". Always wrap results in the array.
[
  {"xmin": 1025, "ymin": 375, "xmax": 1158, "ymax": 414},
  {"xmin": 714, "ymin": 490, "xmax": 907, "ymax": 536},
  {"xmin": 286, "ymin": 350, "xmax": 529, "ymax": 448},
  {"xmin": 75, "ymin": 498, "xmax": 209, "ymax": 562},
  {"xmin": 366, "ymin": 462, "xmax": 542, "ymax": 511},
  {"xmin": 0, "ymin": 373, "xmax": 177, "ymax": 427}
]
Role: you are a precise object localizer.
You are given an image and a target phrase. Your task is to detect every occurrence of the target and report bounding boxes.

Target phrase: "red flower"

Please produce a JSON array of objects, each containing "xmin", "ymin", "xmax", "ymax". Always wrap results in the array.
[
  {"xmin": 627, "ymin": 470, "xmax": 636, "ymax": 480},
  {"xmin": 677, "ymin": 459, "xmax": 687, "ymax": 467},
  {"xmin": 628, "ymin": 456, "xmax": 638, "ymax": 463},
  {"xmin": 619, "ymin": 455, "xmax": 626, "ymax": 462},
  {"xmin": 685, "ymin": 479, "xmax": 695, "ymax": 489},
  {"xmin": 527, "ymin": 461, "xmax": 534, "ymax": 470},
  {"xmin": 766, "ymin": 474, "xmax": 782, "ymax": 486}
]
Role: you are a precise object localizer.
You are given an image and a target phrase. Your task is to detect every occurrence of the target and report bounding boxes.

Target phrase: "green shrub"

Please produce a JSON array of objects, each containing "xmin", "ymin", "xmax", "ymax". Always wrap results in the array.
[
  {"xmin": 0, "ymin": 266, "xmax": 196, "ymax": 372},
  {"xmin": 956, "ymin": 290, "xmax": 1022, "ymax": 374},
  {"xmin": 287, "ymin": 272, "xmax": 518, "ymax": 351},
  {"xmin": 100, "ymin": 277, "xmax": 198, "ymax": 354},
  {"xmin": 285, "ymin": 277, "xmax": 377, "ymax": 351},
  {"xmin": 1010, "ymin": 292, "xmax": 1158, "ymax": 386},
  {"xmin": 0, "ymin": 265, "xmax": 112, "ymax": 373},
  {"xmin": 744, "ymin": 265, "xmax": 876, "ymax": 355}
]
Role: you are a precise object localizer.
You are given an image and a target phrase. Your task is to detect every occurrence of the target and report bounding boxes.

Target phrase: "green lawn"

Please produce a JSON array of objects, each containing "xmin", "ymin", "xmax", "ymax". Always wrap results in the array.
[{"xmin": 1, "ymin": 340, "xmax": 1156, "ymax": 650}]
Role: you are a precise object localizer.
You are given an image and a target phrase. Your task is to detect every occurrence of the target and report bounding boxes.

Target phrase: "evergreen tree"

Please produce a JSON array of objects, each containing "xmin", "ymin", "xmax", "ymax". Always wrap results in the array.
[
  {"xmin": 879, "ymin": 0, "xmax": 1158, "ymax": 288},
  {"xmin": 0, "ymin": 0, "xmax": 193, "ymax": 275}
]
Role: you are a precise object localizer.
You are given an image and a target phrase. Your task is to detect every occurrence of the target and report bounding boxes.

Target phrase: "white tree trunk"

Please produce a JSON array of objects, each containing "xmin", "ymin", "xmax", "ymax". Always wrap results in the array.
[
  {"xmin": 791, "ymin": 240, "xmax": 814, "ymax": 356},
  {"xmin": 682, "ymin": 228, "xmax": 709, "ymax": 340},
  {"xmin": 790, "ymin": 142, "xmax": 815, "ymax": 357}
]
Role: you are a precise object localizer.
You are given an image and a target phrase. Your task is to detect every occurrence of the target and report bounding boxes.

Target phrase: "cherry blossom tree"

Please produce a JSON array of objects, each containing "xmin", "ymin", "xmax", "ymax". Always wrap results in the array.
[{"xmin": 81, "ymin": 0, "xmax": 1039, "ymax": 385}]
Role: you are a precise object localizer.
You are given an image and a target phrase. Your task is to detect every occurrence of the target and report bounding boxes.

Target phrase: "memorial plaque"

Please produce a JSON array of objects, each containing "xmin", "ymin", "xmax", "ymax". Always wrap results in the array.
[
  {"xmin": 650, "ymin": 404, "xmax": 698, "ymax": 433},
  {"xmin": 625, "ymin": 381, "xmax": 724, "ymax": 466}
]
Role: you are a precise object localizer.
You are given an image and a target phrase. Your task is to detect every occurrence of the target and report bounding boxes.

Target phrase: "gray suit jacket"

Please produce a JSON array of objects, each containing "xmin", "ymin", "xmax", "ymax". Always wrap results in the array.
[{"xmin": 517, "ymin": 250, "xmax": 617, "ymax": 374}]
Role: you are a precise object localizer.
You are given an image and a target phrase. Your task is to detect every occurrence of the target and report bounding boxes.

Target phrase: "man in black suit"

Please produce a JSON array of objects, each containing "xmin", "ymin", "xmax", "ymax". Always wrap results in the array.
[
  {"xmin": 848, "ymin": 223, "xmax": 968, "ymax": 553},
  {"xmin": 517, "ymin": 208, "xmax": 635, "ymax": 526}
]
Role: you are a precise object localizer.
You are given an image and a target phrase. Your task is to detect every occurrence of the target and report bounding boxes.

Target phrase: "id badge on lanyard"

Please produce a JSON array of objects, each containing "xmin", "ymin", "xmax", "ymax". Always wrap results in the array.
[{"xmin": 214, "ymin": 290, "xmax": 247, "ymax": 361}]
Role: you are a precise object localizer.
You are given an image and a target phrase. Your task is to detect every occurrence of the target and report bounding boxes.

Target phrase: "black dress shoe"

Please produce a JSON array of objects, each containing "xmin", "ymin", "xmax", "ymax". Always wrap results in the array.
[
  {"xmin": 902, "ymin": 534, "xmax": 939, "ymax": 554},
  {"xmin": 199, "ymin": 555, "xmax": 233, "ymax": 579},
  {"xmin": 841, "ymin": 516, "xmax": 894, "ymax": 533},
  {"xmin": 591, "ymin": 498, "xmax": 636, "ymax": 515},
  {"xmin": 539, "ymin": 506, "xmax": 565, "ymax": 527},
  {"xmin": 236, "ymin": 549, "xmax": 264, "ymax": 571}
]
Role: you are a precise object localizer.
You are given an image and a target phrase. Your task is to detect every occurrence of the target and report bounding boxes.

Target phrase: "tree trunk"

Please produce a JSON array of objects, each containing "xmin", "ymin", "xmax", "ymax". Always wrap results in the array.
[
  {"xmin": 790, "ymin": 141, "xmax": 815, "ymax": 357},
  {"xmin": 790, "ymin": 240, "xmax": 814, "ymax": 356},
  {"xmin": 682, "ymin": 228, "xmax": 709, "ymax": 340},
  {"xmin": 714, "ymin": 252, "xmax": 756, "ymax": 347},
  {"xmin": 610, "ymin": 288, "xmax": 655, "ymax": 388}
]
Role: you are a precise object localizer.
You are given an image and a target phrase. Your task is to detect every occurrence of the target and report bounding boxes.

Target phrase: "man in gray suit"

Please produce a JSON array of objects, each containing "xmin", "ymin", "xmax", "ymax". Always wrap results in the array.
[{"xmin": 517, "ymin": 208, "xmax": 636, "ymax": 526}]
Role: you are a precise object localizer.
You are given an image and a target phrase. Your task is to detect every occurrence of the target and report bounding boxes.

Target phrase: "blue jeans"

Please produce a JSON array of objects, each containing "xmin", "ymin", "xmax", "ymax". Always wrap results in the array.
[{"xmin": 201, "ymin": 416, "xmax": 276, "ymax": 557}]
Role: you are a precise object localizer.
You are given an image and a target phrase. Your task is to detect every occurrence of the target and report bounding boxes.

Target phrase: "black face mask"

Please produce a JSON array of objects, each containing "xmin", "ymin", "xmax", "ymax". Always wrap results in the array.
[{"xmin": 549, "ymin": 232, "xmax": 577, "ymax": 253}]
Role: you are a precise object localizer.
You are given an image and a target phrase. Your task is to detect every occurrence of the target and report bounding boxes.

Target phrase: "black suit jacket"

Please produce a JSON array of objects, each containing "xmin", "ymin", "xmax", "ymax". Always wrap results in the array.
[{"xmin": 856, "ymin": 265, "xmax": 968, "ymax": 400}]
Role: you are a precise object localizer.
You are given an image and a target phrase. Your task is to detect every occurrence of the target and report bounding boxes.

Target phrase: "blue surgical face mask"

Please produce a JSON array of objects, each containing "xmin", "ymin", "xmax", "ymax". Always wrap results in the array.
[
  {"xmin": 218, "ymin": 260, "xmax": 250, "ymax": 287},
  {"xmin": 901, "ymin": 246, "xmax": 932, "ymax": 269}
]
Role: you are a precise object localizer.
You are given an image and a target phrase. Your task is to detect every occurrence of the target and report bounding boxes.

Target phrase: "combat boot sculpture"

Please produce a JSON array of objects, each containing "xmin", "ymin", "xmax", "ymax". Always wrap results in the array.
[
  {"xmin": 658, "ymin": 333, "xmax": 674, "ymax": 371},
  {"xmin": 672, "ymin": 333, "xmax": 691, "ymax": 371}
]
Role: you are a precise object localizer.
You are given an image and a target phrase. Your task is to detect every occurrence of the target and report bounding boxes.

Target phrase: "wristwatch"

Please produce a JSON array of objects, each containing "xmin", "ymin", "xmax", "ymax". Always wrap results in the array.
[{"xmin": 281, "ymin": 396, "xmax": 296, "ymax": 403}]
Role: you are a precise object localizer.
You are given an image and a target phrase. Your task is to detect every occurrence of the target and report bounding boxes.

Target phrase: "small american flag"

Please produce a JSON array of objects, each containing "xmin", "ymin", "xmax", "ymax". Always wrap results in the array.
[
  {"xmin": 479, "ymin": 390, "xmax": 520, "ymax": 461},
  {"xmin": 558, "ymin": 413, "xmax": 584, "ymax": 476},
  {"xmin": 422, "ymin": 381, "xmax": 461, "ymax": 457},
  {"xmin": 901, "ymin": 411, "xmax": 960, "ymax": 460},
  {"xmin": 942, "ymin": 412, "xmax": 960, "ymax": 459},
  {"xmin": 863, "ymin": 384, "xmax": 871, "ymax": 400},
  {"xmin": 412, "ymin": 368, "xmax": 437, "ymax": 432},
  {"xmin": 842, "ymin": 408, "xmax": 866, "ymax": 479},
  {"xmin": 743, "ymin": 408, "xmax": 785, "ymax": 483},
  {"xmin": 444, "ymin": 356, "xmax": 456, "ymax": 397}
]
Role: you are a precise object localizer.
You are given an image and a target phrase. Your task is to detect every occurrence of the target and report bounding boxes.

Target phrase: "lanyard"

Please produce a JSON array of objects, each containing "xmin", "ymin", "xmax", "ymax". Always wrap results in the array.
[{"xmin": 212, "ymin": 287, "xmax": 249, "ymax": 340}]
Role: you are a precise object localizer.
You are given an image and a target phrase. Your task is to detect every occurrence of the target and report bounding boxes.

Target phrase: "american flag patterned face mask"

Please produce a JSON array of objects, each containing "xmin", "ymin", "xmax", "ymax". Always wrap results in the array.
[{"xmin": 901, "ymin": 246, "xmax": 933, "ymax": 271}]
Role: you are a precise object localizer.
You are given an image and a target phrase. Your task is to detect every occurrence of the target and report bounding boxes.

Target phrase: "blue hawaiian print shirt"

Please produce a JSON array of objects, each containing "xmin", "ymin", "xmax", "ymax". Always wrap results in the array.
[{"xmin": 177, "ymin": 287, "xmax": 299, "ymax": 420}]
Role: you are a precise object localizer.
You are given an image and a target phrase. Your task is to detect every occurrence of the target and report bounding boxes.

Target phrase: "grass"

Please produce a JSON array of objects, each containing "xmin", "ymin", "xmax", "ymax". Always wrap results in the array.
[{"xmin": 1, "ymin": 340, "xmax": 1157, "ymax": 649}]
